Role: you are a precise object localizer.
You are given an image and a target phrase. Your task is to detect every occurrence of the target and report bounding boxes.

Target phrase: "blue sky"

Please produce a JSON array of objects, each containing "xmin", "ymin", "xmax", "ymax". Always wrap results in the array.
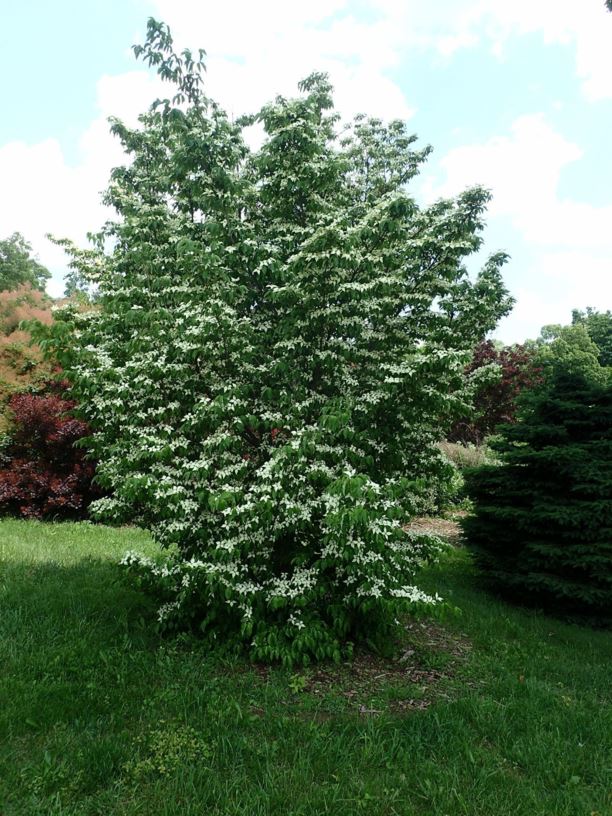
[{"xmin": 1, "ymin": 0, "xmax": 610, "ymax": 342}]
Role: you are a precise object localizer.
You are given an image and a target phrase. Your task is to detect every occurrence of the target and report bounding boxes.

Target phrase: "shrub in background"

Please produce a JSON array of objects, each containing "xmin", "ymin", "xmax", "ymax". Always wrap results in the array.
[
  {"xmin": 0, "ymin": 382, "xmax": 99, "ymax": 519},
  {"xmin": 449, "ymin": 340, "xmax": 541, "ymax": 445},
  {"xmin": 535, "ymin": 323, "xmax": 607, "ymax": 384},
  {"xmin": 0, "ymin": 285, "xmax": 56, "ymax": 429},
  {"xmin": 463, "ymin": 369, "xmax": 612, "ymax": 618},
  {"xmin": 439, "ymin": 440, "xmax": 498, "ymax": 471}
]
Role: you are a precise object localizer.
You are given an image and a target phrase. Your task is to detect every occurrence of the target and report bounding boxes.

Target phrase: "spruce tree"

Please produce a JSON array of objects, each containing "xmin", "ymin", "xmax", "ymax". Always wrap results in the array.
[{"xmin": 464, "ymin": 369, "xmax": 612, "ymax": 617}]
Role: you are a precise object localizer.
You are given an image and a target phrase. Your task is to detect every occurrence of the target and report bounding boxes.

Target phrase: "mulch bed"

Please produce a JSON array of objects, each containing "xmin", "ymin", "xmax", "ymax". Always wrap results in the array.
[
  {"xmin": 249, "ymin": 514, "xmax": 472, "ymax": 716},
  {"xmin": 249, "ymin": 615, "xmax": 473, "ymax": 718}
]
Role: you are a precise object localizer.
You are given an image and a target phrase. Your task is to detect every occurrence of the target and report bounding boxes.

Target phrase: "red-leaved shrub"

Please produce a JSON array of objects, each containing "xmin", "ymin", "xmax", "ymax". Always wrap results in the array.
[
  {"xmin": 449, "ymin": 341, "xmax": 542, "ymax": 445},
  {"xmin": 0, "ymin": 382, "xmax": 99, "ymax": 519}
]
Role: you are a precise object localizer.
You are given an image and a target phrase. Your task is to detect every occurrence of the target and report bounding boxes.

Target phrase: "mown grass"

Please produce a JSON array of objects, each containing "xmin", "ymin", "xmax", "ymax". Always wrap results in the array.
[{"xmin": 0, "ymin": 518, "xmax": 610, "ymax": 815}]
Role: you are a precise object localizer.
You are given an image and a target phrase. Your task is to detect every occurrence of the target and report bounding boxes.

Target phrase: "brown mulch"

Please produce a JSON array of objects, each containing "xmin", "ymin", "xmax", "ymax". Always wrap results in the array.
[
  {"xmin": 248, "ymin": 615, "xmax": 474, "ymax": 718},
  {"xmin": 248, "ymin": 515, "xmax": 471, "ymax": 717}
]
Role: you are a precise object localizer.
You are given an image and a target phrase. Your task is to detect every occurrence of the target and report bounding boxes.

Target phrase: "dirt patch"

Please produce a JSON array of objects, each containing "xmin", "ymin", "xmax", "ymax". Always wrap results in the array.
[
  {"xmin": 244, "ymin": 517, "xmax": 471, "ymax": 717},
  {"xmin": 270, "ymin": 617, "xmax": 473, "ymax": 717}
]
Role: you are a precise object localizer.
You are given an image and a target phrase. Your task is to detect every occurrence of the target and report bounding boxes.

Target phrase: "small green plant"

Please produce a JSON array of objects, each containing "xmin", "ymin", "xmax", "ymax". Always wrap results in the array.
[
  {"xmin": 20, "ymin": 751, "xmax": 82, "ymax": 799},
  {"xmin": 124, "ymin": 722, "xmax": 211, "ymax": 781},
  {"xmin": 289, "ymin": 673, "xmax": 308, "ymax": 694}
]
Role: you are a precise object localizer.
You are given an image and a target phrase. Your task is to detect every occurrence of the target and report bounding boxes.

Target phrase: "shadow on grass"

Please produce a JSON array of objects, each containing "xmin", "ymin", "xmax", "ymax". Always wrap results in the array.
[
  {"xmin": 1, "ymin": 556, "xmax": 159, "ymax": 637},
  {"xmin": 0, "ymin": 556, "xmax": 166, "ymax": 738}
]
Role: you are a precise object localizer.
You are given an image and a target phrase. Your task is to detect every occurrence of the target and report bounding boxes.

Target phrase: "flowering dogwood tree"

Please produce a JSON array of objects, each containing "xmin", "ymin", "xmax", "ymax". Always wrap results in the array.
[{"xmin": 55, "ymin": 20, "xmax": 512, "ymax": 664}]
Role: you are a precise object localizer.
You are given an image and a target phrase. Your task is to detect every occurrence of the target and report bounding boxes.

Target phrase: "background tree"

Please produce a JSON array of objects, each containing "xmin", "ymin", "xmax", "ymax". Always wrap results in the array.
[
  {"xmin": 0, "ymin": 285, "xmax": 56, "ymax": 429},
  {"xmin": 534, "ymin": 322, "xmax": 607, "ymax": 383},
  {"xmin": 571, "ymin": 307, "xmax": 612, "ymax": 368},
  {"xmin": 54, "ymin": 19, "xmax": 513, "ymax": 664},
  {"xmin": 463, "ymin": 367, "xmax": 612, "ymax": 618},
  {"xmin": 448, "ymin": 340, "xmax": 541, "ymax": 445},
  {"xmin": 0, "ymin": 233, "xmax": 51, "ymax": 292}
]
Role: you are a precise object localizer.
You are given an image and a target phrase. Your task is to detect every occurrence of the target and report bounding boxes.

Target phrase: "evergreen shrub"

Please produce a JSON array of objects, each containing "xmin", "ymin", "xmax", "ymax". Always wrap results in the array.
[{"xmin": 463, "ymin": 370, "xmax": 612, "ymax": 617}]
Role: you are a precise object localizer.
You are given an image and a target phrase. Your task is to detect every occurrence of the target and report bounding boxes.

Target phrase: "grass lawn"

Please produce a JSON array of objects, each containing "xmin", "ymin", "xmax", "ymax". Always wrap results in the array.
[{"xmin": 0, "ymin": 519, "xmax": 610, "ymax": 816}]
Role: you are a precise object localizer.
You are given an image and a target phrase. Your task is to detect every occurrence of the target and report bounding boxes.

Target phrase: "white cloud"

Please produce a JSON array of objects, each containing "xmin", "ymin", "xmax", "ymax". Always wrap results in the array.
[
  {"xmin": 149, "ymin": 0, "xmax": 612, "ymax": 117},
  {"xmin": 0, "ymin": 71, "xmax": 164, "ymax": 294},
  {"xmin": 2, "ymin": 0, "xmax": 610, "ymax": 335},
  {"xmin": 327, "ymin": 1, "xmax": 612, "ymax": 101},
  {"xmin": 421, "ymin": 113, "xmax": 612, "ymax": 252},
  {"xmin": 413, "ymin": 0, "xmax": 612, "ymax": 101},
  {"xmin": 2, "ymin": 1, "xmax": 418, "ymax": 296},
  {"xmin": 151, "ymin": 0, "xmax": 415, "ymax": 121},
  {"xmin": 498, "ymin": 251, "xmax": 612, "ymax": 343},
  {"xmin": 421, "ymin": 113, "xmax": 612, "ymax": 342},
  {"xmin": 480, "ymin": 0, "xmax": 612, "ymax": 101}
]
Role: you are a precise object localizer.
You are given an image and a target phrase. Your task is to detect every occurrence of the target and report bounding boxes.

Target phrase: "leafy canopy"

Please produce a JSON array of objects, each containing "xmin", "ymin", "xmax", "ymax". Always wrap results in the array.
[
  {"xmin": 0, "ymin": 233, "xmax": 51, "ymax": 293},
  {"xmin": 55, "ymin": 19, "xmax": 512, "ymax": 664},
  {"xmin": 571, "ymin": 307, "xmax": 612, "ymax": 369},
  {"xmin": 448, "ymin": 340, "xmax": 541, "ymax": 445},
  {"xmin": 534, "ymin": 322, "xmax": 608, "ymax": 384}
]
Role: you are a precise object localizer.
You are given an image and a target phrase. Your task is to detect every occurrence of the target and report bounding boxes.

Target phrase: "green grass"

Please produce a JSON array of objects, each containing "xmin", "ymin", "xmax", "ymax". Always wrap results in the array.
[{"xmin": 0, "ymin": 519, "xmax": 610, "ymax": 816}]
